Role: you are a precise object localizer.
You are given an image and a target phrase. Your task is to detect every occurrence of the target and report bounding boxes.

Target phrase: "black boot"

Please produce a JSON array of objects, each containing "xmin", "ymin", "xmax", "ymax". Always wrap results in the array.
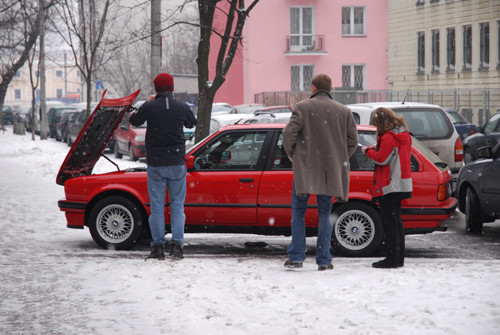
[
  {"xmin": 170, "ymin": 241, "xmax": 184, "ymax": 260},
  {"xmin": 372, "ymin": 258, "xmax": 399, "ymax": 269},
  {"xmin": 145, "ymin": 244, "xmax": 165, "ymax": 260}
]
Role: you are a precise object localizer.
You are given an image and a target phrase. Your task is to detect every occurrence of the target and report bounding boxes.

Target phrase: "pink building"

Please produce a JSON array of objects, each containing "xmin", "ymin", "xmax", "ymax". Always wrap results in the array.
[{"xmin": 210, "ymin": 0, "xmax": 388, "ymax": 106}]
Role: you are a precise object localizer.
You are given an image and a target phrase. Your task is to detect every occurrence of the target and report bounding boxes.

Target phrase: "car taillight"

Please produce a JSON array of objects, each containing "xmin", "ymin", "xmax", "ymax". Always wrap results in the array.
[
  {"xmin": 455, "ymin": 137, "xmax": 463, "ymax": 162},
  {"xmin": 437, "ymin": 182, "xmax": 451, "ymax": 201}
]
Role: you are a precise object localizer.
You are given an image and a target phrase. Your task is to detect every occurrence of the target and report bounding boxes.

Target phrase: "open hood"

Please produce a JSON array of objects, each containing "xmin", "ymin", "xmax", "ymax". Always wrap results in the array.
[{"xmin": 56, "ymin": 90, "xmax": 140, "ymax": 185}]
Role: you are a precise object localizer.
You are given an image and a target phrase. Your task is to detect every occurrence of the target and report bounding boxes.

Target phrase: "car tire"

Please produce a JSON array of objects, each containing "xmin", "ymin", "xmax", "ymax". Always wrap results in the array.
[
  {"xmin": 114, "ymin": 141, "xmax": 123, "ymax": 159},
  {"xmin": 465, "ymin": 187, "xmax": 483, "ymax": 233},
  {"xmin": 331, "ymin": 202, "xmax": 383, "ymax": 257},
  {"xmin": 129, "ymin": 145, "xmax": 137, "ymax": 161},
  {"xmin": 88, "ymin": 196, "xmax": 144, "ymax": 250}
]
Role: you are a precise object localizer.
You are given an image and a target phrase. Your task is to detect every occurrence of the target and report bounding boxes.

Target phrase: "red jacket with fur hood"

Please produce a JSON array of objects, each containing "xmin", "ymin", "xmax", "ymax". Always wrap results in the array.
[{"xmin": 365, "ymin": 126, "xmax": 413, "ymax": 201}]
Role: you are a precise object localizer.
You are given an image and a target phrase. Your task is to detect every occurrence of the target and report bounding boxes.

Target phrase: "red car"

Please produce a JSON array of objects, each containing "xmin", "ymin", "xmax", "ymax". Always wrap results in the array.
[
  {"xmin": 57, "ymin": 92, "xmax": 457, "ymax": 256},
  {"xmin": 113, "ymin": 111, "xmax": 146, "ymax": 161}
]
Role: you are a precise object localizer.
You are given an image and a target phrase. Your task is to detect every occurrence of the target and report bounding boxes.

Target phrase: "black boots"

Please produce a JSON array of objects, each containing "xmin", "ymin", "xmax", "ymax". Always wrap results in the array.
[
  {"xmin": 146, "ymin": 244, "xmax": 165, "ymax": 260},
  {"xmin": 170, "ymin": 241, "xmax": 184, "ymax": 260}
]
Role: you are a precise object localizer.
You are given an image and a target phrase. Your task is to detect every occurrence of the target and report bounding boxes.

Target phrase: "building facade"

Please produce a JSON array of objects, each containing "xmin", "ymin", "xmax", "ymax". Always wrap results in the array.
[
  {"xmin": 5, "ymin": 56, "xmax": 81, "ymax": 107},
  {"xmin": 210, "ymin": 0, "xmax": 389, "ymax": 105},
  {"xmin": 388, "ymin": 0, "xmax": 500, "ymax": 124}
]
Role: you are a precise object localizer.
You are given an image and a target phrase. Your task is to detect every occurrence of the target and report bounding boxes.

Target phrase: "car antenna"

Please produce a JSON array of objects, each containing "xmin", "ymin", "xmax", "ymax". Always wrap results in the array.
[
  {"xmin": 402, "ymin": 84, "xmax": 412, "ymax": 105},
  {"xmin": 100, "ymin": 153, "xmax": 121, "ymax": 172}
]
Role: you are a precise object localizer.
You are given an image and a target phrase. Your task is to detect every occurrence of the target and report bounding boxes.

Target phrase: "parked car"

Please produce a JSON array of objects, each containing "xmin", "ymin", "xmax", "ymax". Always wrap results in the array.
[
  {"xmin": 445, "ymin": 109, "xmax": 477, "ymax": 141},
  {"xmin": 57, "ymin": 100, "xmax": 457, "ymax": 255},
  {"xmin": 462, "ymin": 112, "xmax": 500, "ymax": 164},
  {"xmin": 456, "ymin": 143, "xmax": 500, "ymax": 233},
  {"xmin": 253, "ymin": 105, "xmax": 292, "ymax": 115},
  {"xmin": 229, "ymin": 104, "xmax": 264, "ymax": 114},
  {"xmin": 47, "ymin": 105, "xmax": 78, "ymax": 138},
  {"xmin": 114, "ymin": 112, "xmax": 146, "ymax": 161},
  {"xmin": 2, "ymin": 105, "xmax": 15, "ymax": 125},
  {"xmin": 211, "ymin": 102, "xmax": 232, "ymax": 115},
  {"xmin": 67, "ymin": 110, "xmax": 88, "ymax": 146},
  {"xmin": 348, "ymin": 102, "xmax": 464, "ymax": 192},
  {"xmin": 56, "ymin": 111, "xmax": 78, "ymax": 142}
]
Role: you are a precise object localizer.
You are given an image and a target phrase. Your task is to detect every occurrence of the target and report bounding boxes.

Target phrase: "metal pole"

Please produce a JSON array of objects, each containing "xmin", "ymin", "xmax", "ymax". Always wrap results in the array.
[
  {"xmin": 39, "ymin": 0, "xmax": 48, "ymax": 140},
  {"xmin": 151, "ymin": 0, "xmax": 161, "ymax": 91}
]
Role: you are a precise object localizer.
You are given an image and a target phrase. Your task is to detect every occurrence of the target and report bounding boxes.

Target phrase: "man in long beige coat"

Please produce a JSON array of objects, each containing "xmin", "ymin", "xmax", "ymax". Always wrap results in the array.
[{"xmin": 283, "ymin": 74, "xmax": 358, "ymax": 270}]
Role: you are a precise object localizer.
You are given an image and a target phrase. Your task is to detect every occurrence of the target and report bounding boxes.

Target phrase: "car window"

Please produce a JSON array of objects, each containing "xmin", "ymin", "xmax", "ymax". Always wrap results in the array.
[
  {"xmin": 483, "ymin": 113, "xmax": 500, "ymax": 134},
  {"xmin": 352, "ymin": 112, "xmax": 361, "ymax": 125},
  {"xmin": 447, "ymin": 111, "xmax": 467, "ymax": 125},
  {"xmin": 193, "ymin": 131, "xmax": 268, "ymax": 170},
  {"xmin": 351, "ymin": 131, "xmax": 418, "ymax": 172},
  {"xmin": 393, "ymin": 108, "xmax": 452, "ymax": 140},
  {"xmin": 270, "ymin": 133, "xmax": 292, "ymax": 170}
]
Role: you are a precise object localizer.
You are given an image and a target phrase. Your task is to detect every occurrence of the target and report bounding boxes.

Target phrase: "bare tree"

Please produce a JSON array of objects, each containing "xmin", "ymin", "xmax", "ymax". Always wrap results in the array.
[
  {"xmin": 0, "ymin": 0, "xmax": 56, "ymax": 130},
  {"xmin": 50, "ymin": 0, "xmax": 122, "ymax": 117},
  {"xmin": 194, "ymin": 0, "xmax": 259, "ymax": 143}
]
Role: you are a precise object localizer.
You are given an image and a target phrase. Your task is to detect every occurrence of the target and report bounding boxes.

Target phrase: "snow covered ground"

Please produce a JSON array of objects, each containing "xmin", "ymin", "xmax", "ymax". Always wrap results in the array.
[{"xmin": 1, "ymin": 127, "xmax": 499, "ymax": 335}]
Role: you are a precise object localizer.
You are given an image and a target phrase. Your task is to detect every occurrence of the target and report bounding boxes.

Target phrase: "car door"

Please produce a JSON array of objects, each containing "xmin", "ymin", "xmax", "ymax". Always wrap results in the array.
[
  {"xmin": 257, "ymin": 131, "xmax": 318, "ymax": 227},
  {"xmin": 184, "ymin": 129, "xmax": 272, "ymax": 226},
  {"xmin": 115, "ymin": 114, "xmax": 130, "ymax": 153}
]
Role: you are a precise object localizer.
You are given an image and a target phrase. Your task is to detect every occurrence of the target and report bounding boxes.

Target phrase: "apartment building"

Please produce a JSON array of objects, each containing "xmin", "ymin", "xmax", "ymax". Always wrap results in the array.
[
  {"xmin": 210, "ymin": 0, "xmax": 389, "ymax": 105},
  {"xmin": 5, "ymin": 56, "xmax": 81, "ymax": 107},
  {"xmin": 388, "ymin": 0, "xmax": 500, "ymax": 124}
]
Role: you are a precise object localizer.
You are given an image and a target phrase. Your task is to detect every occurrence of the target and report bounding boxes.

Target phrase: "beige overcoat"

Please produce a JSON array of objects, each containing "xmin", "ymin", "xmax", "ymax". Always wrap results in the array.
[{"xmin": 283, "ymin": 91, "xmax": 358, "ymax": 200}]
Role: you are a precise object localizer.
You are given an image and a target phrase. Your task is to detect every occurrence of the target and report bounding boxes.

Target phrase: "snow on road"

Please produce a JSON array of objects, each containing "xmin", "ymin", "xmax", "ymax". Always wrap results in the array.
[{"xmin": 1, "ymin": 127, "xmax": 499, "ymax": 335}]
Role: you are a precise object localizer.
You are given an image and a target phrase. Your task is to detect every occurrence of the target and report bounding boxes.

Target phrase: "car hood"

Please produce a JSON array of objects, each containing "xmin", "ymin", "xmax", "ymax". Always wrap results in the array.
[{"xmin": 56, "ymin": 90, "xmax": 140, "ymax": 185}]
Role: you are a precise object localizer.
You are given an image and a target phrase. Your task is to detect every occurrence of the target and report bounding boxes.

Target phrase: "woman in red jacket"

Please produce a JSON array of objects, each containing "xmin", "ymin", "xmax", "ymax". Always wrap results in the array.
[{"xmin": 361, "ymin": 107, "xmax": 413, "ymax": 268}]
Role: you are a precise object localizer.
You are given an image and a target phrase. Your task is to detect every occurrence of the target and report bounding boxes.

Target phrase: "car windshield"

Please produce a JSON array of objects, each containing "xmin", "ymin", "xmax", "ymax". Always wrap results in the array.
[
  {"xmin": 393, "ymin": 108, "xmax": 452, "ymax": 140},
  {"xmin": 447, "ymin": 111, "xmax": 468, "ymax": 125}
]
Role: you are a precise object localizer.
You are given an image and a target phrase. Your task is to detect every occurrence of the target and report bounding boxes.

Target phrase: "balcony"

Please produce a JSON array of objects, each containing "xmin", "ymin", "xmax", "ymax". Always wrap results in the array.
[{"xmin": 285, "ymin": 35, "xmax": 326, "ymax": 55}]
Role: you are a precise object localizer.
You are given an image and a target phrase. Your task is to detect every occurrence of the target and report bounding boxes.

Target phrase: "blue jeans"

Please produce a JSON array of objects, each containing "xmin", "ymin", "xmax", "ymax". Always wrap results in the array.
[
  {"xmin": 147, "ymin": 164, "xmax": 187, "ymax": 246},
  {"xmin": 287, "ymin": 182, "xmax": 334, "ymax": 266}
]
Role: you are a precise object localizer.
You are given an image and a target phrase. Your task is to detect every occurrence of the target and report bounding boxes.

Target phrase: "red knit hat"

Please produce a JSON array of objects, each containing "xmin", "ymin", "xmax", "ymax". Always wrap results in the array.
[{"xmin": 153, "ymin": 73, "xmax": 174, "ymax": 92}]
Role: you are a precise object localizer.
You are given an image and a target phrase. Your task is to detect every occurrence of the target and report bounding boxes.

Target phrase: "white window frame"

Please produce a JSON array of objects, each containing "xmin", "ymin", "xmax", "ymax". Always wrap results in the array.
[
  {"xmin": 291, "ymin": 64, "xmax": 315, "ymax": 92},
  {"xmin": 342, "ymin": 64, "xmax": 366, "ymax": 90},
  {"xmin": 342, "ymin": 6, "xmax": 366, "ymax": 36},
  {"xmin": 290, "ymin": 6, "xmax": 315, "ymax": 52}
]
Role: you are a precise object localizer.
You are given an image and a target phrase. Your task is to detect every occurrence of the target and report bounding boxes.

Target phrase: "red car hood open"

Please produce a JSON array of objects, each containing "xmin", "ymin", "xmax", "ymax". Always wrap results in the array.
[{"xmin": 56, "ymin": 90, "xmax": 140, "ymax": 185}]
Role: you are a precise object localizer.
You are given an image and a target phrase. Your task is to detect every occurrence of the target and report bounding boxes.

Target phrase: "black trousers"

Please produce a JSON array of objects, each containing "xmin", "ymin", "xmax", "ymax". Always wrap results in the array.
[{"xmin": 379, "ymin": 194, "xmax": 405, "ymax": 266}]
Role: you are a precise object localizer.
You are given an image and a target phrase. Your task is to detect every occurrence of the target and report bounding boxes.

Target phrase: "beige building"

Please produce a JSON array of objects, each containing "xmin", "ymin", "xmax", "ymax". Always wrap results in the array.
[
  {"xmin": 5, "ymin": 57, "xmax": 81, "ymax": 107},
  {"xmin": 388, "ymin": 0, "xmax": 500, "ymax": 124}
]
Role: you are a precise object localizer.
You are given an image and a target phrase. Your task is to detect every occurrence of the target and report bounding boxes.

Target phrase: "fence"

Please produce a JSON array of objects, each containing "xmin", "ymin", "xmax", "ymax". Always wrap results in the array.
[{"xmin": 255, "ymin": 88, "xmax": 500, "ymax": 127}]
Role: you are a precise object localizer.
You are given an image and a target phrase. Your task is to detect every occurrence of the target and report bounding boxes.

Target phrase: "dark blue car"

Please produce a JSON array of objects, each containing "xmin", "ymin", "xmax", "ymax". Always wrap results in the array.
[
  {"xmin": 445, "ymin": 109, "xmax": 477, "ymax": 141},
  {"xmin": 456, "ymin": 142, "xmax": 500, "ymax": 233}
]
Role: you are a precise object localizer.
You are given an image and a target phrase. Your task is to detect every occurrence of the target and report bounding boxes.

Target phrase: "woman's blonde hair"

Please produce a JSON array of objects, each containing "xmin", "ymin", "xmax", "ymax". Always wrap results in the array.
[{"xmin": 371, "ymin": 107, "xmax": 409, "ymax": 138}]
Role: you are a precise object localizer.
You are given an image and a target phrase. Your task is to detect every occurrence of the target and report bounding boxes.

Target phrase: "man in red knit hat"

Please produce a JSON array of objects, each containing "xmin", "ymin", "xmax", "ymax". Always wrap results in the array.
[{"xmin": 130, "ymin": 73, "xmax": 197, "ymax": 260}]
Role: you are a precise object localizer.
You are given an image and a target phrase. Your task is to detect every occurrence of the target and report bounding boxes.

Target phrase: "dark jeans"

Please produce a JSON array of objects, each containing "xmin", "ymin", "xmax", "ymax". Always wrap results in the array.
[{"xmin": 379, "ymin": 193, "xmax": 405, "ymax": 266}]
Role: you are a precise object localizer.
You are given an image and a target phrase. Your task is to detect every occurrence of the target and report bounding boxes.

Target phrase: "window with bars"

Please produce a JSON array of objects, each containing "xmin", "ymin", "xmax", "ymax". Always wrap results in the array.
[
  {"xmin": 432, "ymin": 30, "xmax": 440, "ymax": 72},
  {"xmin": 342, "ymin": 7, "xmax": 365, "ymax": 36},
  {"xmin": 463, "ymin": 25, "xmax": 472, "ymax": 70},
  {"xmin": 498, "ymin": 21, "xmax": 500, "ymax": 68},
  {"xmin": 342, "ymin": 65, "xmax": 365, "ymax": 90},
  {"xmin": 446, "ymin": 28, "xmax": 455, "ymax": 71},
  {"xmin": 291, "ymin": 65, "xmax": 314, "ymax": 92},
  {"xmin": 479, "ymin": 22, "xmax": 489, "ymax": 69},
  {"xmin": 290, "ymin": 7, "xmax": 314, "ymax": 52},
  {"xmin": 417, "ymin": 31, "xmax": 425, "ymax": 73}
]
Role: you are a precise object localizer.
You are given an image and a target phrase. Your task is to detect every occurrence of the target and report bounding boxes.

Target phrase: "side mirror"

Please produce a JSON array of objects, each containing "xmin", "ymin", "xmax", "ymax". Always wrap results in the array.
[
  {"xmin": 476, "ymin": 146, "xmax": 493, "ymax": 160},
  {"xmin": 186, "ymin": 156, "xmax": 195, "ymax": 170}
]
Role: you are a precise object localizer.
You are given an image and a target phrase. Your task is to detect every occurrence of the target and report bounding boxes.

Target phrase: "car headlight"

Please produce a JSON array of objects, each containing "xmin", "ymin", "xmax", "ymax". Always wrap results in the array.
[{"xmin": 134, "ymin": 135, "xmax": 145, "ymax": 142}]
